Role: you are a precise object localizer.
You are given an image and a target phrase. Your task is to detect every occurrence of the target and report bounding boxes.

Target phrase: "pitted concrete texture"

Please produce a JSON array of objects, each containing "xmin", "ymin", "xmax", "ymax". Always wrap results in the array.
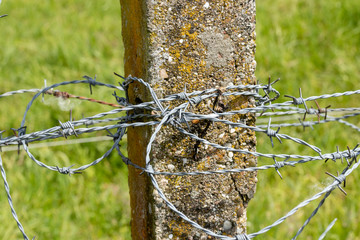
[{"xmin": 121, "ymin": 0, "xmax": 257, "ymax": 239}]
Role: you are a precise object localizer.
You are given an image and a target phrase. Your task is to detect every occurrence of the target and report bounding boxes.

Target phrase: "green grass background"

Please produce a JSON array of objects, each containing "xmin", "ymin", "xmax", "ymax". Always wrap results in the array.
[
  {"xmin": 249, "ymin": 1, "xmax": 360, "ymax": 239},
  {"xmin": 0, "ymin": 1, "xmax": 130, "ymax": 239},
  {"xmin": 0, "ymin": 0, "xmax": 359, "ymax": 239}
]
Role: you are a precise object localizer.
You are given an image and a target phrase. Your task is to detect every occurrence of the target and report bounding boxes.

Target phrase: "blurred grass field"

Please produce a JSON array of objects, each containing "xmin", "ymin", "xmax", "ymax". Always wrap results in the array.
[
  {"xmin": 249, "ymin": 1, "xmax": 360, "ymax": 239},
  {"xmin": 0, "ymin": 0, "xmax": 359, "ymax": 239},
  {"xmin": 0, "ymin": 1, "xmax": 131, "ymax": 239}
]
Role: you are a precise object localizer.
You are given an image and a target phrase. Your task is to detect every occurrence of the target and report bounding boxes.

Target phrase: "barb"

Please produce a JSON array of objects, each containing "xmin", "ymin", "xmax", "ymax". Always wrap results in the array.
[{"xmin": 0, "ymin": 76, "xmax": 358, "ymax": 240}]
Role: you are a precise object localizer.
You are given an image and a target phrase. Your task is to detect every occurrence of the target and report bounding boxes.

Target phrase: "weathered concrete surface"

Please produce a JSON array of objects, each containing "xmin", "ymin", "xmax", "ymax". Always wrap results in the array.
[{"xmin": 121, "ymin": 0, "xmax": 257, "ymax": 239}]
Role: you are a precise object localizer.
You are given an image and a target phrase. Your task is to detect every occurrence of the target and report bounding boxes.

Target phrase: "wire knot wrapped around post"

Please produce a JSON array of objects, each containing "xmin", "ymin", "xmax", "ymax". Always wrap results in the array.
[{"xmin": 0, "ymin": 74, "xmax": 358, "ymax": 239}]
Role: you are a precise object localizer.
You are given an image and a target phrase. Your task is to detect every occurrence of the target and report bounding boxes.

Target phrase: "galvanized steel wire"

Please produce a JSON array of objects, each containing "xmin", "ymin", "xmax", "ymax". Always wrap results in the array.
[{"xmin": 0, "ymin": 75, "xmax": 358, "ymax": 240}]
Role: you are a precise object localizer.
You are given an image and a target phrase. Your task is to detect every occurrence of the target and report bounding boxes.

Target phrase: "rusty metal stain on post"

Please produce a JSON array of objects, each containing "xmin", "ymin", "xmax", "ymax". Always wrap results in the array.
[
  {"xmin": 121, "ymin": 0, "xmax": 257, "ymax": 239},
  {"xmin": 120, "ymin": 0, "xmax": 153, "ymax": 239}
]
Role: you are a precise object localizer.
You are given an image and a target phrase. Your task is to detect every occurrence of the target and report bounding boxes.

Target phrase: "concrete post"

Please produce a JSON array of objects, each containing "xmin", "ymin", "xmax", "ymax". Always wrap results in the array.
[{"xmin": 121, "ymin": 0, "xmax": 257, "ymax": 239}]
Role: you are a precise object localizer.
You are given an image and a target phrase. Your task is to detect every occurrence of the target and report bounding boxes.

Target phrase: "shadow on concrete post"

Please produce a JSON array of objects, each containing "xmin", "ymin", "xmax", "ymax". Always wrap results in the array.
[{"xmin": 120, "ymin": 0, "xmax": 257, "ymax": 239}]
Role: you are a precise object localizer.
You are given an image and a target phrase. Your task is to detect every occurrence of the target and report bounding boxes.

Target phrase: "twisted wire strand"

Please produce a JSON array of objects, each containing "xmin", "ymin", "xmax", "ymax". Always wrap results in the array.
[
  {"xmin": 0, "ymin": 120, "xmax": 159, "ymax": 146},
  {"xmin": 0, "ymin": 155, "xmax": 30, "ymax": 240},
  {"xmin": 257, "ymin": 107, "xmax": 360, "ymax": 117},
  {"xmin": 292, "ymin": 191, "xmax": 332, "ymax": 240},
  {"xmin": 337, "ymin": 119, "xmax": 360, "ymax": 132},
  {"xmin": 180, "ymin": 113, "xmax": 323, "ymax": 154},
  {"xmin": 20, "ymin": 77, "xmax": 123, "ymax": 128},
  {"xmin": 0, "ymin": 76, "xmax": 358, "ymax": 239},
  {"xmin": 0, "ymin": 89, "xmax": 40, "ymax": 98},
  {"xmin": 256, "ymin": 112, "xmax": 360, "ymax": 129},
  {"xmin": 247, "ymin": 158, "xmax": 360, "ymax": 239}
]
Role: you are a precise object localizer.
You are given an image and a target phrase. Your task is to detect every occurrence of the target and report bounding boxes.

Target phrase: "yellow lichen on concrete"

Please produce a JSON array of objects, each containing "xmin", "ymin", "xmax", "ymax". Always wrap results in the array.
[
  {"xmin": 168, "ymin": 219, "xmax": 194, "ymax": 237},
  {"xmin": 122, "ymin": 0, "xmax": 258, "ymax": 239}
]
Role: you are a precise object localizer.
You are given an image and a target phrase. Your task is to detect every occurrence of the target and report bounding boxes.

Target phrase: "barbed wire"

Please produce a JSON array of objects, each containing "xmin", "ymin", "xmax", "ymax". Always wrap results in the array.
[{"xmin": 0, "ymin": 74, "xmax": 358, "ymax": 239}]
